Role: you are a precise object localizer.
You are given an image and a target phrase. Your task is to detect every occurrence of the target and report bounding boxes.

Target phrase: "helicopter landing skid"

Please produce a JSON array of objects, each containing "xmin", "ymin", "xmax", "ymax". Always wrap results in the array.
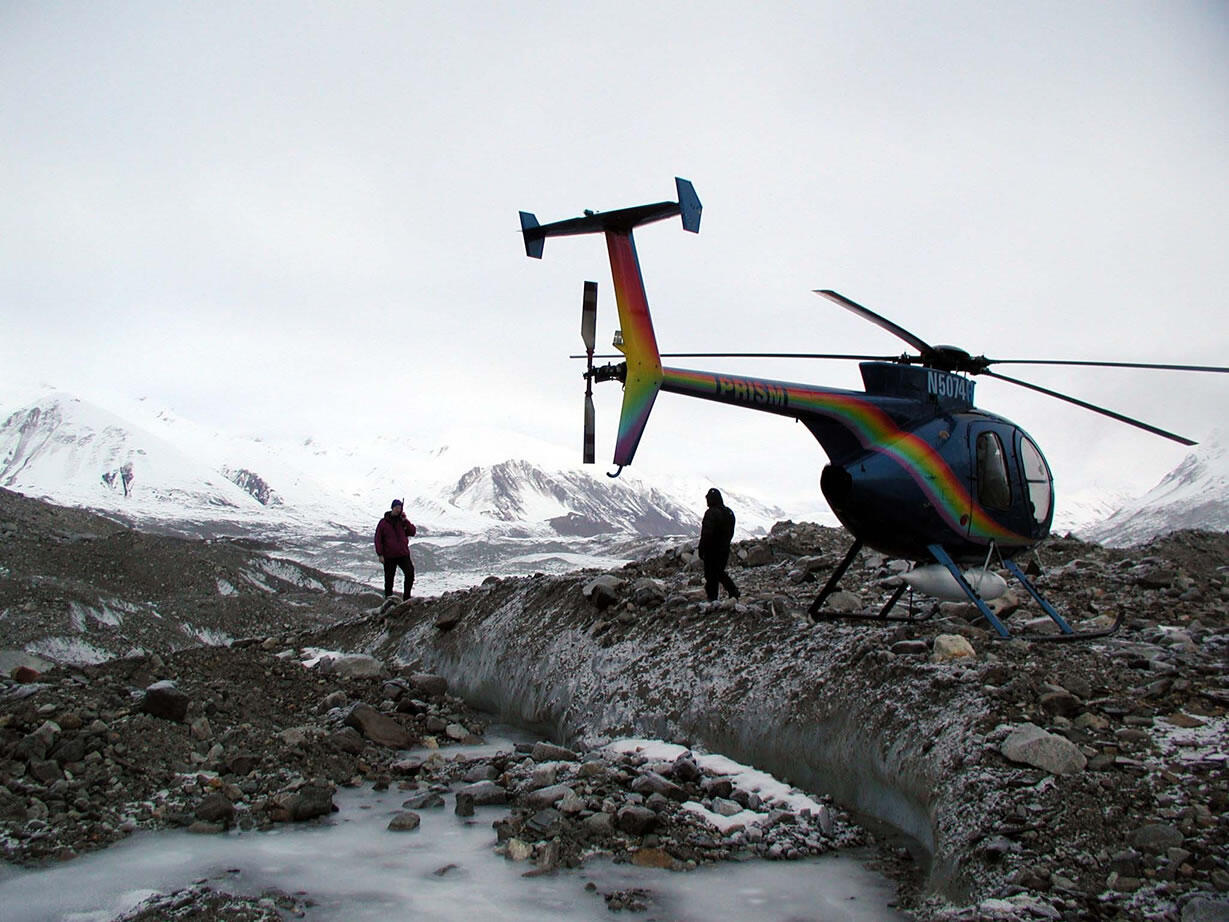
[
  {"xmin": 809, "ymin": 541, "xmax": 1123, "ymax": 641},
  {"xmin": 930, "ymin": 546, "xmax": 1123, "ymax": 641},
  {"xmin": 808, "ymin": 540, "xmax": 937, "ymax": 626}
]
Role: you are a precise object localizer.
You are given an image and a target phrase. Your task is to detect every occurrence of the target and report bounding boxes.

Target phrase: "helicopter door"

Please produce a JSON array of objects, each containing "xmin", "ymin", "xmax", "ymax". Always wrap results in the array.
[{"xmin": 968, "ymin": 424, "xmax": 1015, "ymax": 537}]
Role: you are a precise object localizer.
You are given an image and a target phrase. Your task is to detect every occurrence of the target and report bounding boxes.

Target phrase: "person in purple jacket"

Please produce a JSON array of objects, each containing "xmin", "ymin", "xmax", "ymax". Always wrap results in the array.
[{"xmin": 374, "ymin": 499, "xmax": 417, "ymax": 601}]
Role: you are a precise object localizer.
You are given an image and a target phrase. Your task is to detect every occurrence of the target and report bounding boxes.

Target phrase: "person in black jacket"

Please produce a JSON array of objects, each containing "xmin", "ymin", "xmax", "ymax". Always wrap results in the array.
[{"xmin": 698, "ymin": 487, "xmax": 740, "ymax": 602}]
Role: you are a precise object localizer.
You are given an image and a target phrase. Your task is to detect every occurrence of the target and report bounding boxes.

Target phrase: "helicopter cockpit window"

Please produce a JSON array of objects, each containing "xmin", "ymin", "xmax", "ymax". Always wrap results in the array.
[
  {"xmin": 1020, "ymin": 435, "xmax": 1052, "ymax": 524},
  {"xmin": 976, "ymin": 432, "xmax": 1011, "ymax": 510}
]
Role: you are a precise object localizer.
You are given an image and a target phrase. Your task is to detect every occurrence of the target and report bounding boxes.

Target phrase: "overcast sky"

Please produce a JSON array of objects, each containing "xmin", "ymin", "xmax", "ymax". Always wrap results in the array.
[{"xmin": 2, "ymin": 1, "xmax": 1226, "ymax": 511}]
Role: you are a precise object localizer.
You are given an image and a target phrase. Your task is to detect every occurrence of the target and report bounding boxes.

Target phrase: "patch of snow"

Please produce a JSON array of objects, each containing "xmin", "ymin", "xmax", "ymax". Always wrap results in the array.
[
  {"xmin": 180, "ymin": 624, "xmax": 233, "ymax": 647},
  {"xmin": 69, "ymin": 601, "xmax": 124, "ymax": 628},
  {"xmin": 259, "ymin": 559, "xmax": 325, "ymax": 591},
  {"xmin": 239, "ymin": 569, "xmax": 275, "ymax": 593},
  {"xmin": 606, "ymin": 739, "xmax": 828, "ymax": 817},
  {"xmin": 298, "ymin": 647, "xmax": 345, "ymax": 668},
  {"xmin": 25, "ymin": 636, "xmax": 112, "ymax": 665},
  {"xmin": 681, "ymin": 801, "xmax": 768, "ymax": 834},
  {"xmin": 1152, "ymin": 714, "xmax": 1228, "ymax": 767}
]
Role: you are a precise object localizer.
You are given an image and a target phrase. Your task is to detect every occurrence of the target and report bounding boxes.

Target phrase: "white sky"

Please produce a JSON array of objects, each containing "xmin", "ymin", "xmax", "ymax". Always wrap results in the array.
[{"xmin": 2, "ymin": 1, "xmax": 1226, "ymax": 511}]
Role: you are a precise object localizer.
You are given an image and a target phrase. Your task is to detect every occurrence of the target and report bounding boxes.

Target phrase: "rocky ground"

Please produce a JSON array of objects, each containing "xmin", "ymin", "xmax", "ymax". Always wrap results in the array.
[
  {"xmin": 1, "ymin": 487, "xmax": 1227, "ymax": 920},
  {"xmin": 316, "ymin": 522, "xmax": 1229, "ymax": 921},
  {"xmin": 0, "ymin": 639, "xmax": 870, "ymax": 920},
  {"xmin": 0, "ymin": 487, "xmax": 373, "ymax": 669}
]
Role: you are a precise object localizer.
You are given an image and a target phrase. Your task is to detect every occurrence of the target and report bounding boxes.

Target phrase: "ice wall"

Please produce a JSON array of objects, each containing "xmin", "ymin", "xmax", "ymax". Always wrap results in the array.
[{"xmin": 354, "ymin": 576, "xmax": 988, "ymax": 899}]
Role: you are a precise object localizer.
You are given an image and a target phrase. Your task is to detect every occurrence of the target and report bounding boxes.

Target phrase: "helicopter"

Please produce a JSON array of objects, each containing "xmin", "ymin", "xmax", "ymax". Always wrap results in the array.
[{"xmin": 518, "ymin": 179, "xmax": 1228, "ymax": 640}]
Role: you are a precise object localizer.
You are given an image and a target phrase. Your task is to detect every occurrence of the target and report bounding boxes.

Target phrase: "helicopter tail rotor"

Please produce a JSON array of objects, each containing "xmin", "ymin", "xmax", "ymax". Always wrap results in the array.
[{"xmin": 581, "ymin": 281, "xmax": 597, "ymax": 464}]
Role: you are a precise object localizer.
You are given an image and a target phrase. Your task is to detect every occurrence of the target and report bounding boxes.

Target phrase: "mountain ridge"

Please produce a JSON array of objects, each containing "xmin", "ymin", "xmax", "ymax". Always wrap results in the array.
[
  {"xmin": 1079, "ymin": 429, "xmax": 1229, "ymax": 547},
  {"xmin": 4, "ymin": 390, "xmax": 1226, "ymax": 589},
  {"xmin": 0, "ymin": 391, "xmax": 789, "ymax": 592}
]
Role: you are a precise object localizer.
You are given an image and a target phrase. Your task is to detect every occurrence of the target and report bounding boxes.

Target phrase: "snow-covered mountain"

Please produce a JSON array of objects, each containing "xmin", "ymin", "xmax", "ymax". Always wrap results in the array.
[
  {"xmin": 1078, "ymin": 431, "xmax": 1229, "ymax": 547},
  {"xmin": 0, "ymin": 394, "xmax": 369, "ymax": 533},
  {"xmin": 1049, "ymin": 485, "xmax": 1135, "ymax": 536},
  {"xmin": 0, "ymin": 390, "xmax": 789, "ymax": 592}
]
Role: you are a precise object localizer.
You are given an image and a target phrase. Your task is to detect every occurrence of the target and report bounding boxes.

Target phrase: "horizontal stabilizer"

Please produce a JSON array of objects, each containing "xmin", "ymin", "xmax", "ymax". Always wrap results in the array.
[
  {"xmin": 519, "ymin": 211, "xmax": 544, "ymax": 259},
  {"xmin": 518, "ymin": 179, "xmax": 701, "ymax": 258},
  {"xmin": 676, "ymin": 177, "xmax": 701, "ymax": 233}
]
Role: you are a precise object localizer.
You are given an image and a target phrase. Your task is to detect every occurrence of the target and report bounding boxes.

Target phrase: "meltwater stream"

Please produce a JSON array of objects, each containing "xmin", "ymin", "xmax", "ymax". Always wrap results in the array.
[{"xmin": 0, "ymin": 731, "xmax": 907, "ymax": 922}]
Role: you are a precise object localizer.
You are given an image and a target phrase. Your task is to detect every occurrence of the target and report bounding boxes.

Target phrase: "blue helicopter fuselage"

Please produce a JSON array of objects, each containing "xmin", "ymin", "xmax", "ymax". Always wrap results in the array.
[{"xmin": 660, "ymin": 361, "xmax": 1054, "ymax": 563}]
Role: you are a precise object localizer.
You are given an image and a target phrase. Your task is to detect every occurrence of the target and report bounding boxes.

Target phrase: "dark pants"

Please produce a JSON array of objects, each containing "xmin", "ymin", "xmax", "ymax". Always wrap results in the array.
[
  {"xmin": 383, "ymin": 555, "xmax": 414, "ymax": 599},
  {"xmin": 703, "ymin": 553, "xmax": 739, "ymax": 602}
]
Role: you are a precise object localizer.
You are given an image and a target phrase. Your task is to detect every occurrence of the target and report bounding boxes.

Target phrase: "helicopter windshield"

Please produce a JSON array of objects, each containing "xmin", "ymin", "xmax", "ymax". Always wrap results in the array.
[{"xmin": 1020, "ymin": 435, "xmax": 1052, "ymax": 524}]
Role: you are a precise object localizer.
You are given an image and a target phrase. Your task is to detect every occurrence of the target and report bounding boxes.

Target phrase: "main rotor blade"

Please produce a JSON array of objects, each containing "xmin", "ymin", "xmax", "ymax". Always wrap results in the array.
[
  {"xmin": 569, "ymin": 351, "xmax": 900, "ymax": 361},
  {"xmin": 581, "ymin": 281, "xmax": 597, "ymax": 353},
  {"xmin": 984, "ymin": 358, "xmax": 1229, "ymax": 374},
  {"xmin": 982, "ymin": 369, "xmax": 1197, "ymax": 445},
  {"xmin": 814, "ymin": 290, "xmax": 934, "ymax": 355}
]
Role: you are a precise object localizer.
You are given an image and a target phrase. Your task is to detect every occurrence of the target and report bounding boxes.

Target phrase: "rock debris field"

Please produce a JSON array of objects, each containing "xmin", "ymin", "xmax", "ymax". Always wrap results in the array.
[{"xmin": 0, "ymin": 487, "xmax": 1227, "ymax": 921}]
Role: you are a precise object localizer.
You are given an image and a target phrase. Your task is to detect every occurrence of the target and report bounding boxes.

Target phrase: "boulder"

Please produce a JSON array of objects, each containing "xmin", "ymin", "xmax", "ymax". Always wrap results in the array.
[
  {"xmin": 583, "ymin": 575, "xmax": 623, "ymax": 610},
  {"xmin": 1182, "ymin": 897, "xmax": 1229, "ymax": 922},
  {"xmin": 327, "ymin": 727, "xmax": 365, "ymax": 755},
  {"xmin": 463, "ymin": 762, "xmax": 499, "ymax": 783},
  {"xmin": 388, "ymin": 811, "xmax": 421, "ymax": 831},
  {"xmin": 10, "ymin": 665, "xmax": 40, "ymax": 683},
  {"xmin": 631, "ymin": 771, "xmax": 687, "ymax": 802},
  {"xmin": 631, "ymin": 578, "xmax": 667, "ymax": 607},
  {"xmin": 267, "ymin": 783, "xmax": 335, "ymax": 822},
  {"xmin": 195, "ymin": 793, "xmax": 235, "ymax": 825},
  {"xmin": 583, "ymin": 812, "xmax": 614, "ymax": 836},
  {"xmin": 824, "ymin": 590, "xmax": 862, "ymax": 613},
  {"xmin": 1000, "ymin": 723, "xmax": 1086, "ymax": 775},
  {"xmin": 344, "ymin": 704, "xmax": 415, "ymax": 749},
  {"xmin": 740, "ymin": 544, "xmax": 774, "ymax": 567},
  {"xmin": 319, "ymin": 653, "xmax": 385, "ymax": 679},
  {"xmin": 410, "ymin": 673, "xmax": 449, "ymax": 697},
  {"xmin": 932, "ymin": 634, "xmax": 976, "ymax": 662},
  {"xmin": 141, "ymin": 680, "xmax": 190, "ymax": 723},
  {"xmin": 616, "ymin": 804, "xmax": 658, "ymax": 836},
  {"xmin": 526, "ymin": 784, "xmax": 575, "ymax": 810},
  {"xmin": 403, "ymin": 790, "xmax": 446, "ymax": 809},
  {"xmin": 1132, "ymin": 823, "xmax": 1183, "ymax": 853},
  {"xmin": 434, "ymin": 608, "xmax": 463, "ymax": 630},
  {"xmin": 671, "ymin": 753, "xmax": 700, "ymax": 782},
  {"xmin": 459, "ymin": 780, "xmax": 508, "ymax": 806},
  {"xmin": 530, "ymin": 741, "xmax": 578, "ymax": 762}
]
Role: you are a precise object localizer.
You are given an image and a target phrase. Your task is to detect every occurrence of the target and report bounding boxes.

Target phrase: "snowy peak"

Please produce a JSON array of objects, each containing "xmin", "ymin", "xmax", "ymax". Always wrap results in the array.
[
  {"xmin": 0, "ymin": 392, "xmax": 786, "ymax": 549},
  {"xmin": 447, "ymin": 459, "xmax": 700, "ymax": 537},
  {"xmin": 0, "ymin": 394, "xmax": 258, "ymax": 517},
  {"xmin": 1080, "ymin": 429, "xmax": 1229, "ymax": 546}
]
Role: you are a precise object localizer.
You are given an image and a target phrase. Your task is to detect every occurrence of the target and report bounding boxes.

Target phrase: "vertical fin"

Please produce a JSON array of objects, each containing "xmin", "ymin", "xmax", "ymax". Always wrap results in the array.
[{"xmin": 605, "ymin": 229, "xmax": 663, "ymax": 467}]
